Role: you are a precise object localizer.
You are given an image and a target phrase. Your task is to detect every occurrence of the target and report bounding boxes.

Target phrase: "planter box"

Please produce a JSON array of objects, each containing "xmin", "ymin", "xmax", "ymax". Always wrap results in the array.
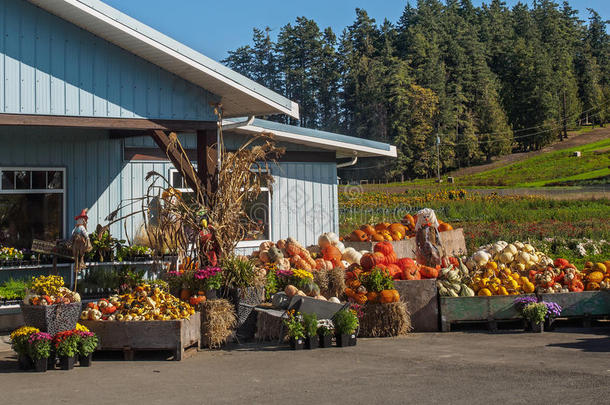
[
  {"xmin": 20, "ymin": 302, "xmax": 81, "ymax": 335},
  {"xmin": 439, "ymin": 295, "xmax": 536, "ymax": 332},
  {"xmin": 344, "ymin": 228, "xmax": 467, "ymax": 258},
  {"xmin": 394, "ymin": 279, "xmax": 438, "ymax": 332},
  {"xmin": 81, "ymin": 313, "xmax": 200, "ymax": 361},
  {"xmin": 539, "ymin": 291, "xmax": 610, "ymax": 318}
]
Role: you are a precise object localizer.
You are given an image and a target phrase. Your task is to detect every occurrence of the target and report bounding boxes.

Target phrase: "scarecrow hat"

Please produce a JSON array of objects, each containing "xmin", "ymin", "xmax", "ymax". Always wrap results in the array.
[{"xmin": 75, "ymin": 209, "xmax": 89, "ymax": 221}]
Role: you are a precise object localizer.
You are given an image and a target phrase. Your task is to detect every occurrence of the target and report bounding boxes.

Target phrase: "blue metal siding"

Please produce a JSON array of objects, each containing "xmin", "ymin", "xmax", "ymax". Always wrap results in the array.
[{"xmin": 0, "ymin": 0, "xmax": 218, "ymax": 120}]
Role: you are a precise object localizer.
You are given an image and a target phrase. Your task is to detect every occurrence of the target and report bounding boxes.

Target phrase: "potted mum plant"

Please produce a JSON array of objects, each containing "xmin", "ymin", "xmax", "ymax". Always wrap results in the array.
[
  {"xmin": 53, "ymin": 330, "xmax": 80, "ymax": 370},
  {"xmin": 302, "ymin": 312, "xmax": 319, "ymax": 350},
  {"xmin": 27, "ymin": 332, "xmax": 52, "ymax": 372},
  {"xmin": 77, "ymin": 330, "xmax": 99, "ymax": 367},
  {"xmin": 317, "ymin": 319, "xmax": 334, "ymax": 348},
  {"xmin": 10, "ymin": 326, "xmax": 39, "ymax": 370},
  {"xmin": 194, "ymin": 266, "xmax": 223, "ymax": 299},
  {"xmin": 333, "ymin": 309, "xmax": 359, "ymax": 347},
  {"xmin": 522, "ymin": 303, "xmax": 548, "ymax": 333},
  {"xmin": 283, "ymin": 310, "xmax": 305, "ymax": 350}
]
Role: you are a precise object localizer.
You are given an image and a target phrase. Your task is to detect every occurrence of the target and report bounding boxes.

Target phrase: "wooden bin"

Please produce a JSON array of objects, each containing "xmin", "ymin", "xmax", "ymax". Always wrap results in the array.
[
  {"xmin": 394, "ymin": 279, "xmax": 439, "ymax": 332},
  {"xmin": 439, "ymin": 295, "xmax": 535, "ymax": 332},
  {"xmin": 82, "ymin": 313, "xmax": 200, "ymax": 361},
  {"xmin": 344, "ymin": 228, "xmax": 467, "ymax": 258},
  {"xmin": 539, "ymin": 291, "xmax": 610, "ymax": 318}
]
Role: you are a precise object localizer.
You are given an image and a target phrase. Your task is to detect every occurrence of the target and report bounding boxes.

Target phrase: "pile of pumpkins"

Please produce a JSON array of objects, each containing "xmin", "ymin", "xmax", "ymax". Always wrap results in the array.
[
  {"xmin": 436, "ymin": 259, "xmax": 476, "ymax": 297},
  {"xmin": 283, "ymin": 284, "xmax": 341, "ymax": 303},
  {"xmin": 358, "ymin": 241, "xmax": 439, "ymax": 281},
  {"xmin": 344, "ymin": 267, "xmax": 401, "ymax": 305},
  {"xmin": 80, "ymin": 284, "xmax": 195, "ymax": 321},
  {"xmin": 342, "ymin": 214, "xmax": 454, "ymax": 243},
  {"xmin": 581, "ymin": 261, "xmax": 610, "ymax": 291}
]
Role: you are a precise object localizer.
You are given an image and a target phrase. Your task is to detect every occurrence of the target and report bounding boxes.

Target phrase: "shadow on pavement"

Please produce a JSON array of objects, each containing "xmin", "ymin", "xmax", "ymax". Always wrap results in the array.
[{"xmin": 546, "ymin": 333, "xmax": 610, "ymax": 353}]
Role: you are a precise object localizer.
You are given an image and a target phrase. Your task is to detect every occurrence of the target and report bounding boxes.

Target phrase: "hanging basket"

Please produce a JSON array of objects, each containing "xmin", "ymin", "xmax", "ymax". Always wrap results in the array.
[{"xmin": 20, "ymin": 302, "xmax": 82, "ymax": 335}]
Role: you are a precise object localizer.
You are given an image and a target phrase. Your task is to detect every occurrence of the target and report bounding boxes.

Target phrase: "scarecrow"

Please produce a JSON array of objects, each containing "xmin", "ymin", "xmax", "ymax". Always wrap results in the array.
[
  {"xmin": 414, "ymin": 208, "xmax": 446, "ymax": 267},
  {"xmin": 71, "ymin": 209, "xmax": 92, "ymax": 289}
]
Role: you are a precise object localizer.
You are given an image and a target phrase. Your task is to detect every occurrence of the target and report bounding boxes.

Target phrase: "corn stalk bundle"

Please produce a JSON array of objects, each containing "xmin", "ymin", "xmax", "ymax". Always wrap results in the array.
[
  {"xmin": 359, "ymin": 302, "xmax": 412, "ymax": 338},
  {"xmin": 200, "ymin": 299, "xmax": 237, "ymax": 349}
]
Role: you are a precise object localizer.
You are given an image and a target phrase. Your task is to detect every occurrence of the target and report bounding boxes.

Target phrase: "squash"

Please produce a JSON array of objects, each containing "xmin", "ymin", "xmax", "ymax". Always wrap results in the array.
[
  {"xmin": 386, "ymin": 264, "xmax": 402, "ymax": 280},
  {"xmin": 276, "ymin": 239, "xmax": 286, "ymax": 249},
  {"xmin": 593, "ymin": 263, "xmax": 607, "ymax": 273},
  {"xmin": 403, "ymin": 266, "xmax": 421, "ymax": 280},
  {"xmin": 329, "ymin": 297, "xmax": 340, "ymax": 303},
  {"xmin": 322, "ymin": 245, "xmax": 343, "ymax": 266},
  {"xmin": 285, "ymin": 242, "xmax": 301, "ymax": 257},
  {"xmin": 374, "ymin": 241, "xmax": 394, "ymax": 256},
  {"xmin": 366, "ymin": 291, "xmax": 378, "ymax": 303},
  {"xmin": 477, "ymin": 288, "xmax": 492, "ymax": 296},
  {"xmin": 390, "ymin": 231, "xmax": 403, "ymax": 241},
  {"xmin": 351, "ymin": 230, "xmax": 368, "ymax": 242},
  {"xmin": 586, "ymin": 281, "xmax": 600, "ymax": 291},
  {"xmin": 259, "ymin": 241, "xmax": 274, "ymax": 251},
  {"xmin": 419, "ymin": 266, "xmax": 439, "ymax": 279},
  {"xmin": 318, "ymin": 232, "xmax": 339, "ymax": 249},
  {"xmin": 315, "ymin": 258, "xmax": 334, "ymax": 271},
  {"xmin": 379, "ymin": 289, "xmax": 397, "ymax": 304},
  {"xmin": 342, "ymin": 247, "xmax": 362, "ymax": 264},
  {"xmin": 402, "ymin": 214, "xmax": 416, "ymax": 230},
  {"xmin": 259, "ymin": 250, "xmax": 270, "ymax": 263},
  {"xmin": 374, "ymin": 223, "xmax": 389, "ymax": 232},
  {"xmin": 267, "ymin": 246, "xmax": 283, "ymax": 263},
  {"xmin": 388, "ymin": 223, "xmax": 406, "ymax": 236},
  {"xmin": 397, "ymin": 257, "xmax": 416, "ymax": 271},
  {"xmin": 588, "ymin": 271, "xmax": 604, "ymax": 283},
  {"xmin": 360, "ymin": 224, "xmax": 376, "ymax": 235},
  {"xmin": 385, "ymin": 252, "xmax": 398, "ymax": 265},
  {"xmin": 285, "ymin": 285, "xmax": 298, "ymax": 297},
  {"xmin": 391, "ymin": 289, "xmax": 400, "ymax": 302},
  {"xmin": 371, "ymin": 233, "xmax": 385, "ymax": 242},
  {"xmin": 438, "ymin": 222, "xmax": 453, "ymax": 232},
  {"xmin": 360, "ymin": 253, "xmax": 377, "ymax": 270}
]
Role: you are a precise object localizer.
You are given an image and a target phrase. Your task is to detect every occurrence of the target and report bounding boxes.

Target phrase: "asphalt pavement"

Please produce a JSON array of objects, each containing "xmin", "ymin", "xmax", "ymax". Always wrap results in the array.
[{"xmin": 1, "ymin": 328, "xmax": 608, "ymax": 405}]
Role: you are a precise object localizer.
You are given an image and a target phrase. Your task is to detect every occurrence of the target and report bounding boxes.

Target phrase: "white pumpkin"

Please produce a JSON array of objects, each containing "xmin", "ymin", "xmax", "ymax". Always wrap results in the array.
[
  {"xmin": 523, "ymin": 243, "xmax": 535, "ymax": 253},
  {"xmin": 473, "ymin": 250, "xmax": 491, "ymax": 267},
  {"xmin": 499, "ymin": 252, "xmax": 514, "ymax": 264},
  {"xmin": 342, "ymin": 247, "xmax": 362, "ymax": 264},
  {"xmin": 329, "ymin": 297, "xmax": 340, "ymax": 303},
  {"xmin": 334, "ymin": 241, "xmax": 345, "ymax": 253},
  {"xmin": 513, "ymin": 241, "xmax": 524, "ymax": 250},
  {"xmin": 503, "ymin": 244, "xmax": 518, "ymax": 256},
  {"xmin": 516, "ymin": 251, "xmax": 530, "ymax": 265}
]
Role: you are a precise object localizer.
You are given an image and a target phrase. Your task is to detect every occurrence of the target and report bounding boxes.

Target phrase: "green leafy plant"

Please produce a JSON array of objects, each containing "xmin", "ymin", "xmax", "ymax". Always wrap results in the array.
[
  {"xmin": 265, "ymin": 270, "xmax": 279, "ymax": 300},
  {"xmin": 87, "ymin": 228, "xmax": 125, "ymax": 262},
  {"xmin": 77, "ymin": 331, "xmax": 99, "ymax": 356},
  {"xmin": 302, "ymin": 312, "xmax": 318, "ymax": 337},
  {"xmin": 317, "ymin": 319, "xmax": 334, "ymax": 336},
  {"xmin": 522, "ymin": 303, "xmax": 548, "ymax": 325},
  {"xmin": 221, "ymin": 255, "xmax": 257, "ymax": 289},
  {"xmin": 27, "ymin": 332, "xmax": 52, "ymax": 360},
  {"xmin": 116, "ymin": 245, "xmax": 153, "ymax": 261},
  {"xmin": 0, "ymin": 278, "xmax": 28, "ymax": 300},
  {"xmin": 333, "ymin": 309, "xmax": 359, "ymax": 335},
  {"xmin": 283, "ymin": 310, "xmax": 305, "ymax": 339},
  {"xmin": 53, "ymin": 331, "xmax": 80, "ymax": 357},
  {"xmin": 361, "ymin": 267, "xmax": 394, "ymax": 293}
]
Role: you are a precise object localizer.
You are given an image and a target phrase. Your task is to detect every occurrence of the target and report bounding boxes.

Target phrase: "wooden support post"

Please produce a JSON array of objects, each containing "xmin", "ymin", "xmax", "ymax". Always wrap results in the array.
[
  {"xmin": 150, "ymin": 130, "xmax": 202, "ymax": 192},
  {"xmin": 197, "ymin": 129, "xmax": 218, "ymax": 198}
]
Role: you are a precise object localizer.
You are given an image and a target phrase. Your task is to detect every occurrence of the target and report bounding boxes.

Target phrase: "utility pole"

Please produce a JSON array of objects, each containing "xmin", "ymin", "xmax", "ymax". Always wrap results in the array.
[
  {"xmin": 562, "ymin": 89, "xmax": 568, "ymax": 141},
  {"xmin": 436, "ymin": 134, "xmax": 441, "ymax": 183}
]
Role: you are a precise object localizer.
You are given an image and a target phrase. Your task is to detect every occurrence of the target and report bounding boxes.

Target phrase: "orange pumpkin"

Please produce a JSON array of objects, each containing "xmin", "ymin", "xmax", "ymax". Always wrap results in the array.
[
  {"xmin": 397, "ymin": 257, "xmax": 416, "ymax": 271},
  {"xmin": 315, "ymin": 258, "xmax": 333, "ymax": 271},
  {"xmin": 391, "ymin": 289, "xmax": 400, "ymax": 302},
  {"xmin": 388, "ymin": 223, "xmax": 406, "ymax": 235},
  {"xmin": 379, "ymin": 289, "xmax": 395, "ymax": 304},
  {"xmin": 323, "ymin": 245, "xmax": 342, "ymax": 266},
  {"xmin": 351, "ymin": 229, "xmax": 368, "ymax": 242},
  {"xmin": 404, "ymin": 267, "xmax": 421, "ymax": 280},
  {"xmin": 390, "ymin": 231, "xmax": 403, "ymax": 241},
  {"xmin": 385, "ymin": 252, "xmax": 398, "ymax": 265},
  {"xmin": 366, "ymin": 291, "xmax": 379, "ymax": 303},
  {"xmin": 360, "ymin": 253, "xmax": 377, "ymax": 270},
  {"xmin": 371, "ymin": 233, "xmax": 385, "ymax": 242},
  {"xmin": 373, "ymin": 251, "xmax": 387, "ymax": 266},
  {"xmin": 386, "ymin": 264, "xmax": 402, "ymax": 280},
  {"xmin": 360, "ymin": 224, "xmax": 376, "ymax": 235},
  {"xmin": 402, "ymin": 214, "xmax": 416, "ymax": 230},
  {"xmin": 374, "ymin": 223, "xmax": 389, "ymax": 232},
  {"xmin": 374, "ymin": 241, "xmax": 394, "ymax": 256},
  {"xmin": 438, "ymin": 222, "xmax": 453, "ymax": 232},
  {"xmin": 285, "ymin": 242, "xmax": 301, "ymax": 257},
  {"xmin": 354, "ymin": 293, "xmax": 367, "ymax": 305},
  {"xmin": 419, "ymin": 266, "xmax": 439, "ymax": 279}
]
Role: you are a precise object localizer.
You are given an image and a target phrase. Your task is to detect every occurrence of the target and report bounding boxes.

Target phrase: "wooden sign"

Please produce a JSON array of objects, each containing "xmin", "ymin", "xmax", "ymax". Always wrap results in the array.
[{"xmin": 31, "ymin": 239, "xmax": 74, "ymax": 260}]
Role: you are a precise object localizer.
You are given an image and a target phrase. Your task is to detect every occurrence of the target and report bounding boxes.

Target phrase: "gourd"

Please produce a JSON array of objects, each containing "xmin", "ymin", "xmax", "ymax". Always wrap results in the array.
[
  {"xmin": 438, "ymin": 223, "xmax": 453, "ymax": 232},
  {"xmin": 276, "ymin": 239, "xmax": 287, "ymax": 249},
  {"xmin": 259, "ymin": 241, "xmax": 274, "ymax": 251},
  {"xmin": 267, "ymin": 246, "xmax": 283, "ymax": 263},
  {"xmin": 419, "ymin": 266, "xmax": 439, "ymax": 279},
  {"xmin": 374, "ymin": 241, "xmax": 394, "ymax": 256},
  {"xmin": 397, "ymin": 257, "xmax": 416, "ymax": 271},
  {"xmin": 342, "ymin": 248, "xmax": 362, "ymax": 265},
  {"xmin": 503, "ymin": 244, "xmax": 518, "ymax": 256},
  {"xmin": 351, "ymin": 230, "xmax": 368, "ymax": 242},
  {"xmin": 360, "ymin": 224, "xmax": 376, "ymax": 235},
  {"xmin": 285, "ymin": 285, "xmax": 298, "ymax": 297},
  {"xmin": 385, "ymin": 252, "xmax": 398, "ymax": 265},
  {"xmin": 318, "ymin": 232, "xmax": 339, "ymax": 249},
  {"xmin": 322, "ymin": 245, "xmax": 342, "ymax": 266},
  {"xmin": 285, "ymin": 242, "xmax": 301, "ymax": 257},
  {"xmin": 315, "ymin": 258, "xmax": 334, "ymax": 271},
  {"xmin": 334, "ymin": 241, "xmax": 345, "ymax": 253},
  {"xmin": 372, "ymin": 252, "xmax": 387, "ymax": 266},
  {"xmin": 329, "ymin": 297, "xmax": 340, "ymax": 303},
  {"xmin": 499, "ymin": 252, "xmax": 513, "ymax": 264},
  {"xmin": 588, "ymin": 271, "xmax": 604, "ymax": 283},
  {"xmin": 388, "ymin": 223, "xmax": 406, "ymax": 235},
  {"xmin": 473, "ymin": 250, "xmax": 491, "ymax": 267},
  {"xmin": 360, "ymin": 253, "xmax": 377, "ymax": 271},
  {"xmin": 259, "ymin": 250, "xmax": 270, "ymax": 263},
  {"xmin": 371, "ymin": 234, "xmax": 385, "ymax": 242},
  {"xmin": 386, "ymin": 264, "xmax": 402, "ymax": 279},
  {"xmin": 366, "ymin": 291, "xmax": 378, "ymax": 303}
]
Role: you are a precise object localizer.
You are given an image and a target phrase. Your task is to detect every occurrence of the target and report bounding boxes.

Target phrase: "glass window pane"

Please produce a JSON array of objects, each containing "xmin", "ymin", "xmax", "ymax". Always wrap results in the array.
[
  {"xmin": 1, "ymin": 171, "xmax": 15, "ymax": 190},
  {"xmin": 47, "ymin": 171, "xmax": 63, "ymax": 190},
  {"xmin": 0, "ymin": 193, "xmax": 63, "ymax": 249},
  {"xmin": 32, "ymin": 171, "xmax": 47, "ymax": 189},
  {"xmin": 243, "ymin": 191, "xmax": 270, "ymax": 241},
  {"xmin": 15, "ymin": 171, "xmax": 30, "ymax": 190},
  {"xmin": 171, "ymin": 171, "xmax": 183, "ymax": 189}
]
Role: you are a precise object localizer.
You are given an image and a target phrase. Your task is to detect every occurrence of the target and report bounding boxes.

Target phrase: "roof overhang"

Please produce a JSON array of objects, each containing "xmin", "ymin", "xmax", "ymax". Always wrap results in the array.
[
  {"xmin": 224, "ymin": 119, "xmax": 397, "ymax": 158},
  {"xmin": 27, "ymin": 0, "xmax": 300, "ymax": 119}
]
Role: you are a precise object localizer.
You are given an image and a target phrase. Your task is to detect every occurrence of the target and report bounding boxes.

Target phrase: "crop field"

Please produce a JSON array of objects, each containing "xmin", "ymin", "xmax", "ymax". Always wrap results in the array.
[{"xmin": 339, "ymin": 189, "xmax": 610, "ymax": 267}]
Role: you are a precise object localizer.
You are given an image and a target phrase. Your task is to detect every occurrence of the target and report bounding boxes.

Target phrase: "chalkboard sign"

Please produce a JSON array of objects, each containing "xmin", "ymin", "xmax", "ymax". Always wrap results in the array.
[{"xmin": 31, "ymin": 239, "xmax": 73, "ymax": 260}]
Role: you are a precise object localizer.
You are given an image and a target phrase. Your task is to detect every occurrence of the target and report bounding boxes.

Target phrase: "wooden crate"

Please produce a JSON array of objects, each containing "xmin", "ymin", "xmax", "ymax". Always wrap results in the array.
[
  {"xmin": 394, "ymin": 279, "xmax": 439, "ymax": 332},
  {"xmin": 539, "ymin": 291, "xmax": 610, "ymax": 318},
  {"xmin": 439, "ymin": 295, "xmax": 535, "ymax": 332},
  {"xmin": 344, "ymin": 228, "xmax": 467, "ymax": 258},
  {"xmin": 81, "ymin": 313, "xmax": 200, "ymax": 361}
]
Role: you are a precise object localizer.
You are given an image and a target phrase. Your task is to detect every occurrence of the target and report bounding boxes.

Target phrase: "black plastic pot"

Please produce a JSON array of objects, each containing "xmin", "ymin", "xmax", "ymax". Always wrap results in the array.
[
  {"xmin": 544, "ymin": 317, "xmax": 556, "ymax": 331},
  {"xmin": 59, "ymin": 356, "xmax": 75, "ymax": 370},
  {"xmin": 305, "ymin": 336, "xmax": 318, "ymax": 349},
  {"xmin": 205, "ymin": 289, "xmax": 218, "ymax": 300},
  {"xmin": 336, "ymin": 333, "xmax": 351, "ymax": 347},
  {"xmin": 289, "ymin": 337, "xmax": 305, "ymax": 350},
  {"xmin": 79, "ymin": 353, "xmax": 93, "ymax": 367},
  {"xmin": 349, "ymin": 333, "xmax": 357, "ymax": 346},
  {"xmin": 17, "ymin": 354, "xmax": 33, "ymax": 370},
  {"xmin": 33, "ymin": 357, "xmax": 48, "ymax": 372},
  {"xmin": 47, "ymin": 355, "xmax": 56, "ymax": 370},
  {"xmin": 529, "ymin": 321, "xmax": 544, "ymax": 333},
  {"xmin": 318, "ymin": 334, "xmax": 333, "ymax": 348}
]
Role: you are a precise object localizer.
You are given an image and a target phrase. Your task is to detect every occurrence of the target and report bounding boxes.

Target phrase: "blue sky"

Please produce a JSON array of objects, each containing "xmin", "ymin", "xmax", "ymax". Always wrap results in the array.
[{"xmin": 103, "ymin": 0, "xmax": 610, "ymax": 62}]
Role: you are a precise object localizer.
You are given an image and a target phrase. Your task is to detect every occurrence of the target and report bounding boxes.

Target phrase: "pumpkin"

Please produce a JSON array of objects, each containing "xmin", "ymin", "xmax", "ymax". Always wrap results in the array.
[
  {"xmin": 259, "ymin": 250, "xmax": 270, "ymax": 263},
  {"xmin": 379, "ymin": 289, "xmax": 395, "ymax": 304},
  {"xmin": 593, "ymin": 263, "xmax": 607, "ymax": 273},
  {"xmin": 268, "ymin": 246, "xmax": 283, "ymax": 263},
  {"xmin": 371, "ymin": 233, "xmax": 384, "ymax": 242},
  {"xmin": 285, "ymin": 285, "xmax": 298, "ymax": 297},
  {"xmin": 403, "ymin": 266, "xmax": 421, "ymax": 280},
  {"xmin": 385, "ymin": 252, "xmax": 398, "ymax": 265},
  {"xmin": 315, "ymin": 258, "xmax": 334, "ymax": 271},
  {"xmin": 373, "ymin": 251, "xmax": 387, "ymax": 266},
  {"xmin": 366, "ymin": 291, "xmax": 379, "ymax": 303},
  {"xmin": 342, "ymin": 248, "xmax": 362, "ymax": 264},
  {"xmin": 285, "ymin": 242, "xmax": 301, "ymax": 257},
  {"xmin": 586, "ymin": 281, "xmax": 600, "ymax": 290},
  {"xmin": 374, "ymin": 241, "xmax": 394, "ymax": 256},
  {"xmin": 360, "ymin": 253, "xmax": 377, "ymax": 270},
  {"xmin": 351, "ymin": 229, "xmax": 368, "ymax": 242},
  {"xmin": 588, "ymin": 271, "xmax": 604, "ymax": 283},
  {"xmin": 386, "ymin": 264, "xmax": 402, "ymax": 280},
  {"xmin": 302, "ymin": 280, "xmax": 319, "ymax": 296},
  {"xmin": 553, "ymin": 258, "xmax": 570, "ymax": 268},
  {"xmin": 354, "ymin": 293, "xmax": 367, "ymax": 305},
  {"xmin": 259, "ymin": 241, "xmax": 274, "ymax": 251},
  {"xmin": 419, "ymin": 266, "xmax": 439, "ymax": 279},
  {"xmin": 438, "ymin": 222, "xmax": 453, "ymax": 232},
  {"xmin": 397, "ymin": 257, "xmax": 416, "ymax": 271},
  {"xmin": 276, "ymin": 239, "xmax": 286, "ymax": 249},
  {"xmin": 390, "ymin": 231, "xmax": 403, "ymax": 241},
  {"xmin": 360, "ymin": 224, "xmax": 376, "ymax": 235},
  {"xmin": 323, "ymin": 245, "xmax": 343, "ymax": 266},
  {"xmin": 318, "ymin": 232, "xmax": 339, "ymax": 249},
  {"xmin": 402, "ymin": 214, "xmax": 416, "ymax": 230},
  {"xmin": 374, "ymin": 223, "xmax": 389, "ymax": 232},
  {"xmin": 329, "ymin": 297, "xmax": 340, "ymax": 303}
]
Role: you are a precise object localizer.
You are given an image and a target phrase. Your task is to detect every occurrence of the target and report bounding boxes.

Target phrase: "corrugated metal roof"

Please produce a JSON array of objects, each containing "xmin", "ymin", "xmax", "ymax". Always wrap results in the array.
[
  {"xmin": 225, "ymin": 118, "xmax": 397, "ymax": 158},
  {"xmin": 26, "ymin": 0, "xmax": 299, "ymax": 119}
]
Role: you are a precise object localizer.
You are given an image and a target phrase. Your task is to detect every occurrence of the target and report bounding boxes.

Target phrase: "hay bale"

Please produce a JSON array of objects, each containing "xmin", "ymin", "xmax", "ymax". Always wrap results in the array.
[
  {"xmin": 200, "ymin": 299, "xmax": 237, "ymax": 349},
  {"xmin": 326, "ymin": 267, "xmax": 346, "ymax": 299},
  {"xmin": 359, "ymin": 302, "xmax": 412, "ymax": 338},
  {"xmin": 255, "ymin": 310, "xmax": 286, "ymax": 342},
  {"xmin": 313, "ymin": 269, "xmax": 329, "ymax": 294}
]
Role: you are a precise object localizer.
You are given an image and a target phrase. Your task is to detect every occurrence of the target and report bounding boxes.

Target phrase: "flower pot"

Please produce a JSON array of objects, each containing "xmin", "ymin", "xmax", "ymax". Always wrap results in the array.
[
  {"xmin": 529, "ymin": 321, "xmax": 544, "ymax": 333},
  {"xmin": 349, "ymin": 333, "xmax": 357, "ymax": 346},
  {"xmin": 179, "ymin": 288, "xmax": 192, "ymax": 301},
  {"xmin": 289, "ymin": 337, "xmax": 305, "ymax": 350},
  {"xmin": 336, "ymin": 333, "xmax": 351, "ymax": 347},
  {"xmin": 318, "ymin": 334, "xmax": 332, "ymax": 348},
  {"xmin": 305, "ymin": 336, "xmax": 318, "ymax": 349},
  {"xmin": 20, "ymin": 302, "xmax": 82, "ymax": 335},
  {"xmin": 79, "ymin": 353, "xmax": 93, "ymax": 367},
  {"xmin": 544, "ymin": 317, "xmax": 556, "ymax": 331},
  {"xmin": 33, "ymin": 357, "xmax": 48, "ymax": 372},
  {"xmin": 17, "ymin": 354, "xmax": 33, "ymax": 370},
  {"xmin": 205, "ymin": 289, "xmax": 218, "ymax": 300},
  {"xmin": 59, "ymin": 356, "xmax": 75, "ymax": 370},
  {"xmin": 47, "ymin": 356, "xmax": 56, "ymax": 370}
]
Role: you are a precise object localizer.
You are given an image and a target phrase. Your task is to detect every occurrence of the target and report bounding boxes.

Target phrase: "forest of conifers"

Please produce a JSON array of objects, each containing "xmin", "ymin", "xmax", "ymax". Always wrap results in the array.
[{"xmin": 223, "ymin": 0, "xmax": 610, "ymax": 179}]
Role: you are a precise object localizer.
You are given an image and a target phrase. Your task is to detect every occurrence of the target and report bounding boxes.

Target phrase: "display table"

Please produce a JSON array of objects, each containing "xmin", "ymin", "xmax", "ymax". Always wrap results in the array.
[{"xmin": 394, "ymin": 279, "xmax": 439, "ymax": 332}]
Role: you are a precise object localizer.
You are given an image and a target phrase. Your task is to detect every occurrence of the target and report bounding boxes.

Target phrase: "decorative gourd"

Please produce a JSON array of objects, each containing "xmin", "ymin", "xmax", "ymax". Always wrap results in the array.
[
  {"xmin": 315, "ymin": 258, "xmax": 334, "ymax": 271},
  {"xmin": 379, "ymin": 289, "xmax": 395, "ymax": 304},
  {"xmin": 277, "ymin": 258, "xmax": 291, "ymax": 271},
  {"xmin": 588, "ymin": 271, "xmax": 604, "ymax": 283},
  {"xmin": 366, "ymin": 291, "xmax": 378, "ymax": 303},
  {"xmin": 388, "ymin": 223, "xmax": 406, "ymax": 235},
  {"xmin": 267, "ymin": 246, "xmax": 284, "ymax": 263},
  {"xmin": 342, "ymin": 248, "xmax": 362, "ymax": 265},
  {"xmin": 371, "ymin": 233, "xmax": 385, "ymax": 242},
  {"xmin": 351, "ymin": 230, "xmax": 368, "ymax": 242},
  {"xmin": 302, "ymin": 280, "xmax": 318, "ymax": 296},
  {"xmin": 586, "ymin": 281, "xmax": 600, "ymax": 291},
  {"xmin": 374, "ymin": 241, "xmax": 394, "ymax": 256},
  {"xmin": 404, "ymin": 266, "xmax": 421, "ymax": 280},
  {"xmin": 285, "ymin": 285, "xmax": 298, "ymax": 297},
  {"xmin": 259, "ymin": 241, "xmax": 274, "ymax": 251},
  {"xmin": 329, "ymin": 297, "xmax": 340, "ymax": 303},
  {"xmin": 374, "ymin": 223, "xmax": 390, "ymax": 232},
  {"xmin": 360, "ymin": 224, "xmax": 376, "ymax": 235},
  {"xmin": 285, "ymin": 242, "xmax": 301, "ymax": 257},
  {"xmin": 322, "ymin": 245, "xmax": 342, "ymax": 266},
  {"xmin": 259, "ymin": 250, "xmax": 270, "ymax": 263},
  {"xmin": 438, "ymin": 223, "xmax": 453, "ymax": 232},
  {"xmin": 360, "ymin": 253, "xmax": 377, "ymax": 271},
  {"xmin": 276, "ymin": 239, "xmax": 286, "ymax": 249},
  {"xmin": 390, "ymin": 231, "xmax": 403, "ymax": 241},
  {"xmin": 419, "ymin": 266, "xmax": 439, "ymax": 279},
  {"xmin": 402, "ymin": 214, "xmax": 416, "ymax": 230},
  {"xmin": 334, "ymin": 241, "xmax": 345, "ymax": 253},
  {"xmin": 553, "ymin": 258, "xmax": 569, "ymax": 268}
]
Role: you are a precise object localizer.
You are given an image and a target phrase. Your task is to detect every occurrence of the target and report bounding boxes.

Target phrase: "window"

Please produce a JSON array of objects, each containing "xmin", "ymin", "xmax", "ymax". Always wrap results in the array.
[
  {"xmin": 0, "ymin": 168, "xmax": 65, "ymax": 249},
  {"xmin": 168, "ymin": 168, "xmax": 271, "ymax": 244}
]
